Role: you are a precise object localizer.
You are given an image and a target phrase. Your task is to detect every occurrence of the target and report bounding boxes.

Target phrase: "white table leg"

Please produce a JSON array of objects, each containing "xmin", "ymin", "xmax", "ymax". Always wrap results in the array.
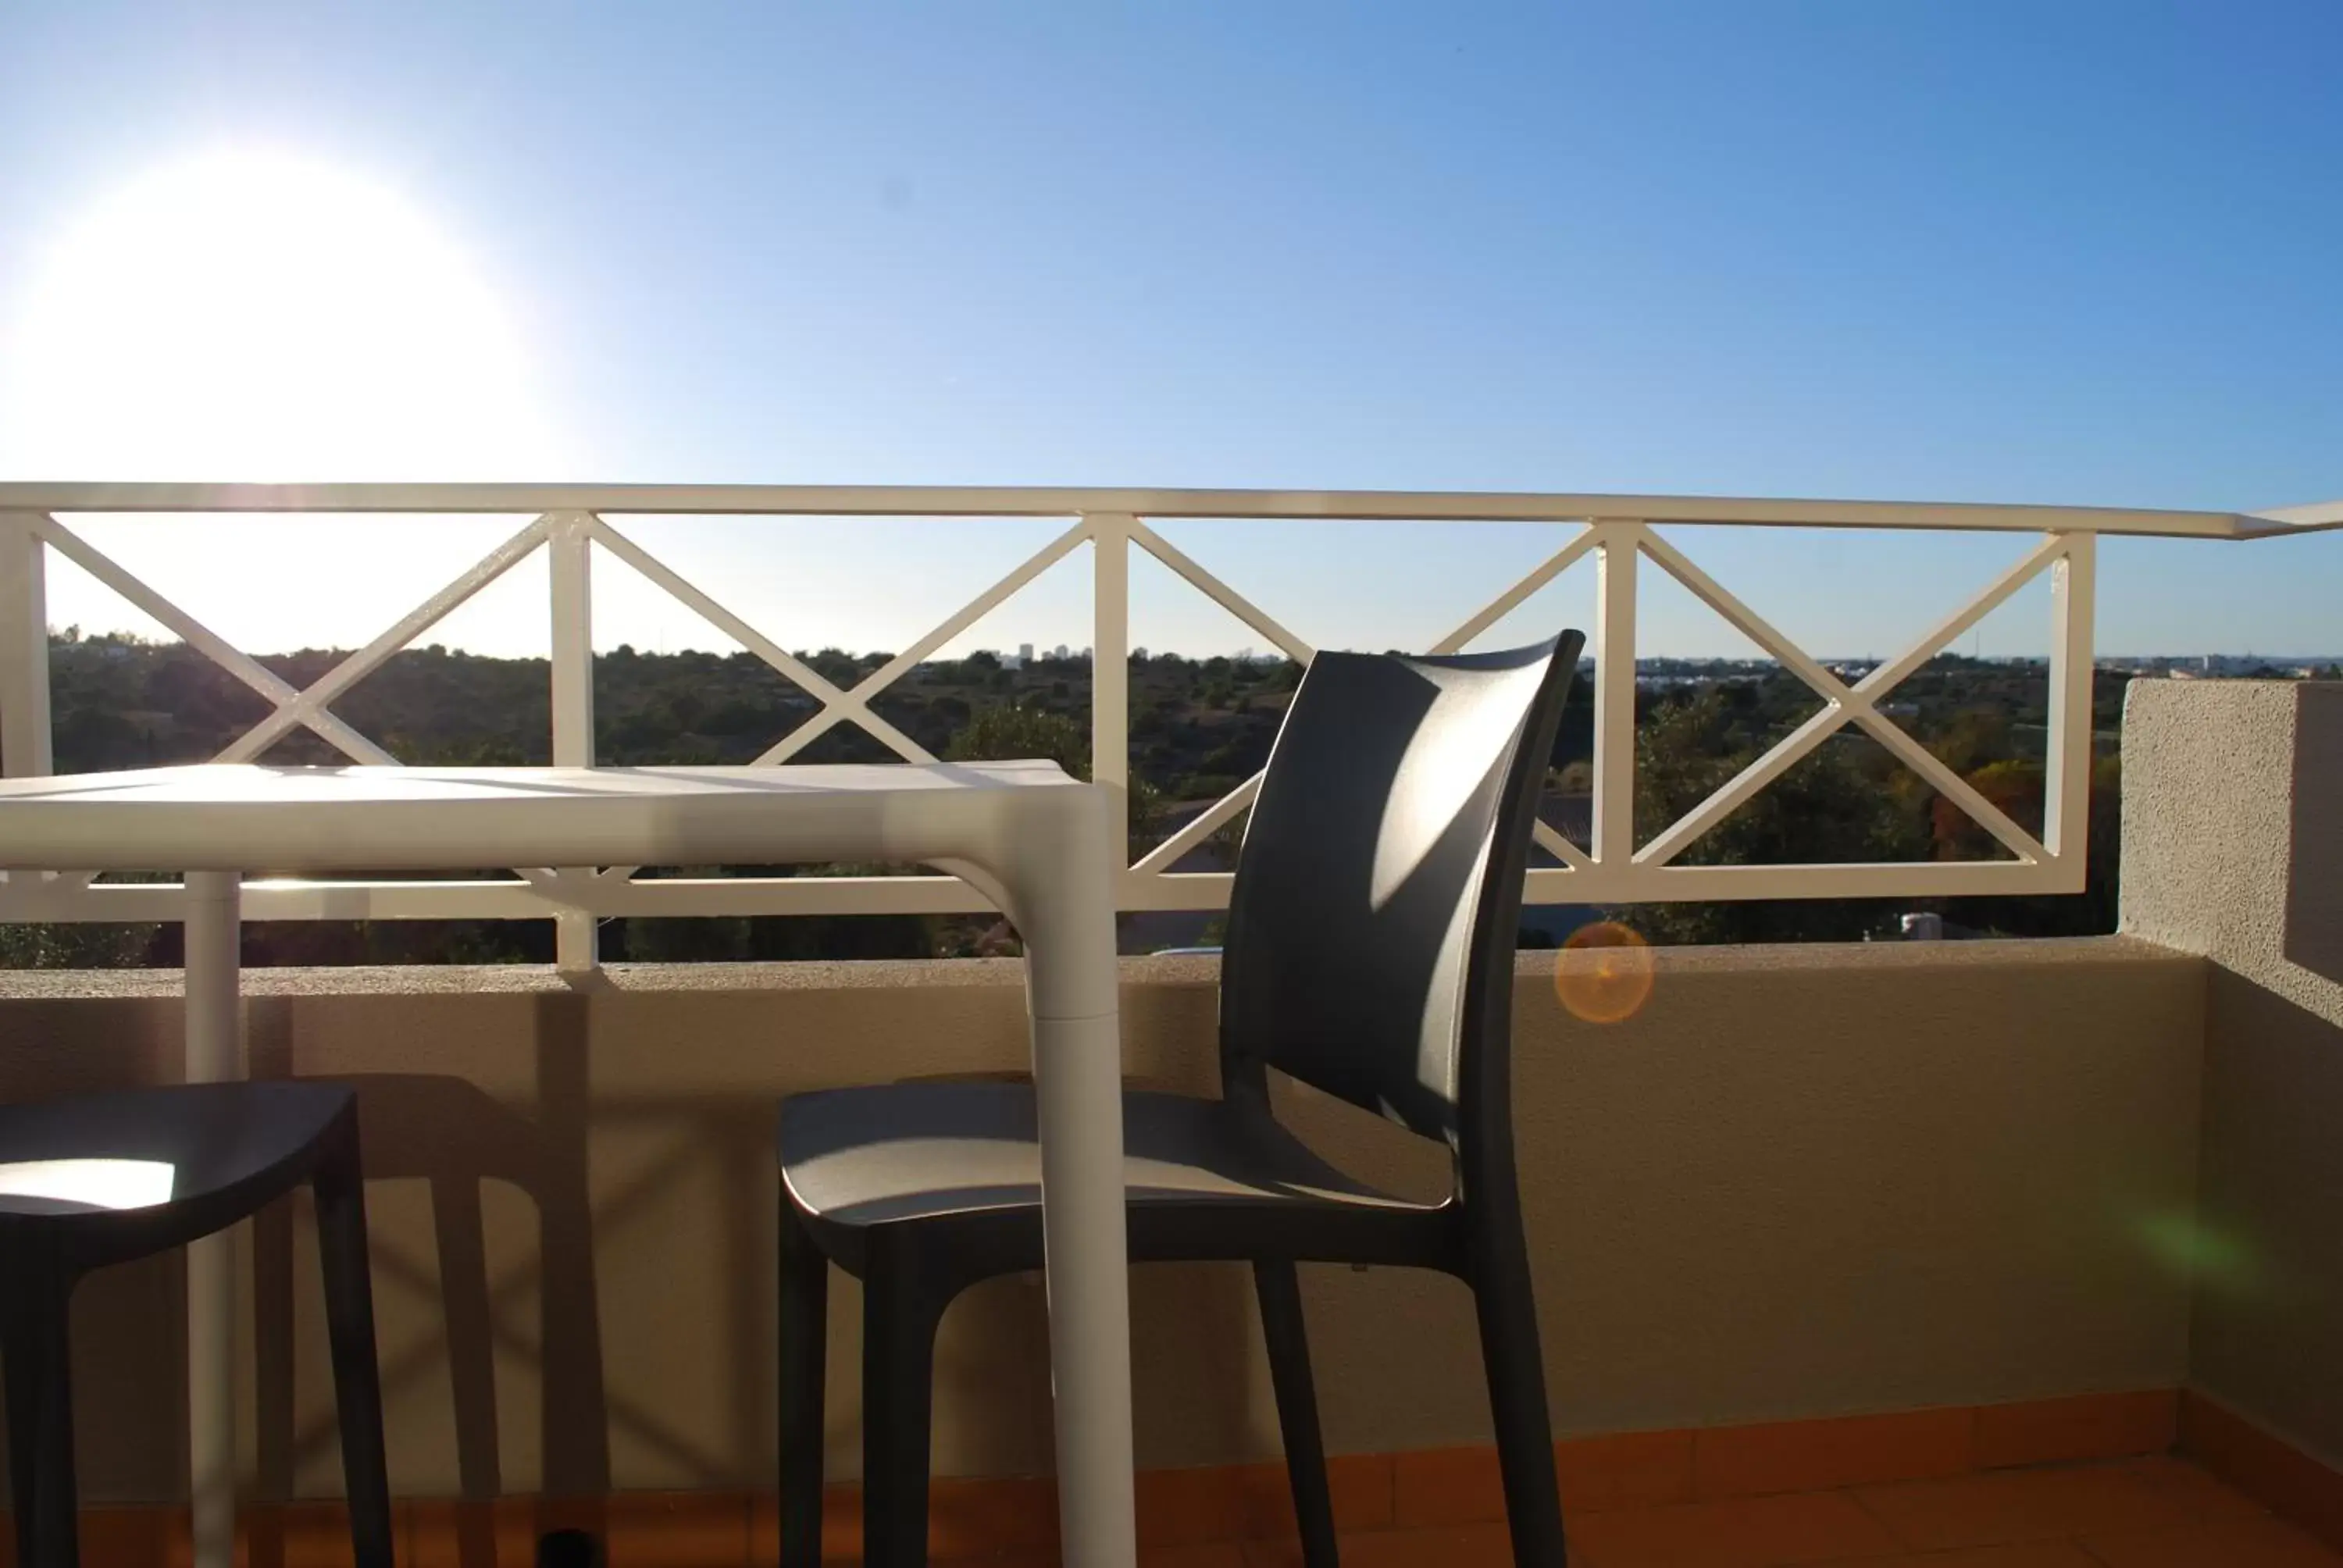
[
  {"xmin": 998, "ymin": 782, "xmax": 1136, "ymax": 1568},
  {"xmin": 1029, "ymin": 1007, "xmax": 1136, "ymax": 1568},
  {"xmin": 183, "ymin": 870, "xmax": 242, "ymax": 1568}
]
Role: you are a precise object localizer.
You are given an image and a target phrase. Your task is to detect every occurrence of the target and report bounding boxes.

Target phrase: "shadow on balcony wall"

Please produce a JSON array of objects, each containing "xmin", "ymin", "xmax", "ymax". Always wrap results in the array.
[
  {"xmin": 2194, "ymin": 970, "xmax": 2343, "ymax": 1462},
  {"xmin": 2284, "ymin": 684, "xmax": 2343, "ymax": 985},
  {"xmin": 247, "ymin": 989, "xmax": 611, "ymax": 1560}
]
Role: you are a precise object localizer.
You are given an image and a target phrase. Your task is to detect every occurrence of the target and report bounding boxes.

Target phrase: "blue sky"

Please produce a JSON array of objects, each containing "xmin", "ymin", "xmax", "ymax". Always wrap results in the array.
[{"xmin": 0, "ymin": 2, "xmax": 2338, "ymax": 659}]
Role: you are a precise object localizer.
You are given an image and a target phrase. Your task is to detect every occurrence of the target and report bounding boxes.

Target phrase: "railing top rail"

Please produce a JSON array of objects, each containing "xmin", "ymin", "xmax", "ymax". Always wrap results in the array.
[{"xmin": 1, "ymin": 482, "xmax": 2335, "ymax": 539}]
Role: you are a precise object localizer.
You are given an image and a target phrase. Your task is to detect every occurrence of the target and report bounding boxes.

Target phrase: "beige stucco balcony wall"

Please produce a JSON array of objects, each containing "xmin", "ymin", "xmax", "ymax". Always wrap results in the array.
[
  {"xmin": 2121, "ymin": 679, "xmax": 2343, "ymax": 1470},
  {"xmin": 0, "ymin": 935, "xmax": 2201, "ymax": 1501}
]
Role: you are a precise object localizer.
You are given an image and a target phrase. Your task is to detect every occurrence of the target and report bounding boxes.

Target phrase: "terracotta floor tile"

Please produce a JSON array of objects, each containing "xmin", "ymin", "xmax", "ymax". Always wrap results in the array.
[
  {"xmin": 240, "ymin": 1501, "xmax": 387, "ymax": 1568},
  {"xmin": 749, "ymin": 1484, "xmax": 865, "ymax": 1565},
  {"xmin": 177, "ymin": 1456, "xmax": 2339, "ymax": 1568},
  {"xmin": 530, "ymin": 1497, "xmax": 611, "ymax": 1545},
  {"xmin": 928, "ymin": 1475, "xmax": 1061, "ymax": 1556},
  {"xmin": 1136, "ymin": 1455, "xmax": 1396, "ymax": 1546},
  {"xmin": 1853, "ymin": 1464, "xmax": 2194, "ymax": 1550},
  {"xmin": 832, "ymin": 1553, "xmax": 1064, "ymax": 1567},
  {"xmin": 402, "ymin": 1498, "xmax": 539, "ymax": 1568},
  {"xmin": 1974, "ymin": 1392, "xmax": 2177, "ymax": 1470},
  {"xmin": 2124, "ymin": 1456, "xmax": 2289, "ymax": 1528},
  {"xmin": 1138, "ymin": 1545, "xmax": 1251, "ymax": 1568},
  {"xmin": 1393, "ymin": 1445, "xmax": 1506, "ymax": 1527},
  {"xmin": 1562, "ymin": 1431, "xmax": 1699, "ymax": 1513},
  {"xmin": 1137, "ymin": 1464, "xmax": 1246, "ymax": 1546},
  {"xmin": 83, "ymin": 1509, "xmax": 172, "ymax": 1568},
  {"xmin": 1228, "ymin": 1453, "xmax": 1396, "ymax": 1537},
  {"xmin": 2081, "ymin": 1513, "xmax": 2343, "ymax": 1567},
  {"xmin": 600, "ymin": 1491, "xmax": 751, "ymax": 1568},
  {"xmin": 1241, "ymin": 1521, "xmax": 1514, "ymax": 1568},
  {"xmin": 1327, "ymin": 1453, "xmax": 1400, "ymax": 1534},
  {"xmin": 1696, "ymin": 1409, "xmax": 1974, "ymax": 1499},
  {"xmin": 1567, "ymin": 1490, "xmax": 1899, "ymax": 1566},
  {"xmin": 1838, "ymin": 1547, "xmax": 2101, "ymax": 1568},
  {"xmin": 1396, "ymin": 1439, "xmax": 1668, "ymax": 1527},
  {"xmin": 2182, "ymin": 1392, "xmax": 2343, "ymax": 1551}
]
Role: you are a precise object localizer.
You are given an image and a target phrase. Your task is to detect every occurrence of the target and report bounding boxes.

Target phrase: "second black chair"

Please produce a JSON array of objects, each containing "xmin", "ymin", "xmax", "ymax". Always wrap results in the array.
[
  {"xmin": 778, "ymin": 633, "xmax": 1584, "ymax": 1567},
  {"xmin": 0, "ymin": 1081, "xmax": 392, "ymax": 1568}
]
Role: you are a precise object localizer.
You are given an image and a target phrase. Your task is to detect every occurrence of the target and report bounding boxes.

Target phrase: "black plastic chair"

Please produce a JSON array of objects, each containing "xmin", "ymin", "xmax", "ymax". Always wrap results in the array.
[
  {"xmin": 0, "ymin": 1081, "xmax": 391, "ymax": 1568},
  {"xmin": 776, "ymin": 634, "xmax": 1585, "ymax": 1567}
]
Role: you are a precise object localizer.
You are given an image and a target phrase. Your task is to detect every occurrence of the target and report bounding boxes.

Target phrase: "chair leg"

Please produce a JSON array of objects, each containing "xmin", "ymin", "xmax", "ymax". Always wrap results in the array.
[
  {"xmin": 778, "ymin": 1202, "xmax": 829, "ymax": 1568},
  {"xmin": 312, "ymin": 1117, "xmax": 396, "ymax": 1568},
  {"xmin": 859, "ymin": 1245, "xmax": 946, "ymax": 1568},
  {"xmin": 1253, "ymin": 1261, "xmax": 1339, "ymax": 1568},
  {"xmin": 1469, "ymin": 1223, "xmax": 1567, "ymax": 1567},
  {"xmin": 2, "ymin": 1269, "xmax": 80, "ymax": 1568}
]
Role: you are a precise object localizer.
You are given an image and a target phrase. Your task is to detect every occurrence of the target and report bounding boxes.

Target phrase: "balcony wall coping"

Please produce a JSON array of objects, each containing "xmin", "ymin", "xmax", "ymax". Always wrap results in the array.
[{"xmin": 0, "ymin": 932, "xmax": 2195, "ymax": 1003}]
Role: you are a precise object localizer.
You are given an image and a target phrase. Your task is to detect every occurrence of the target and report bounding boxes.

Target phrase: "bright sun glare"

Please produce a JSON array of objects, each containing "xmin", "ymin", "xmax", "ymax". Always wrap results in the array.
[{"xmin": 0, "ymin": 147, "xmax": 555, "ymax": 479}]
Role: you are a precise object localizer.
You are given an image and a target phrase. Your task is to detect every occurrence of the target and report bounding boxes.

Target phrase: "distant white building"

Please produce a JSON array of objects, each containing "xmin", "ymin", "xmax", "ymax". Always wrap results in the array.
[{"xmin": 1017, "ymin": 643, "xmax": 1035, "ymax": 667}]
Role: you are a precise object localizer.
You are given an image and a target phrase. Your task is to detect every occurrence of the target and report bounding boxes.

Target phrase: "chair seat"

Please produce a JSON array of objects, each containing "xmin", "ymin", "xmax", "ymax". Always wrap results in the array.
[
  {"xmin": 0, "ymin": 1078, "xmax": 394, "ymax": 1568},
  {"xmin": 0, "ymin": 1081, "xmax": 351, "ymax": 1221},
  {"xmin": 779, "ymin": 1080, "xmax": 1423, "ymax": 1235}
]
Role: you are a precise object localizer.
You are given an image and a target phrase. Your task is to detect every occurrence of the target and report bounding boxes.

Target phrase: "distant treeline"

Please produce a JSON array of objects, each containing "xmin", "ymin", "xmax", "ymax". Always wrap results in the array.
[{"xmin": 3, "ymin": 632, "xmax": 2150, "ymax": 966}]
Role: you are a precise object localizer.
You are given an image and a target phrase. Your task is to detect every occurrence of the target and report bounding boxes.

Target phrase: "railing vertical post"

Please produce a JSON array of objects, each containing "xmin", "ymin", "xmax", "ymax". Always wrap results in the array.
[
  {"xmin": 1087, "ymin": 514, "xmax": 1131, "ymax": 902},
  {"xmin": 548, "ymin": 511, "xmax": 598, "ymax": 969},
  {"xmin": 2044, "ymin": 530, "xmax": 2097, "ymax": 887},
  {"xmin": 1592, "ymin": 521, "xmax": 1641, "ymax": 870},
  {"xmin": 0, "ymin": 511, "xmax": 53, "ymax": 779}
]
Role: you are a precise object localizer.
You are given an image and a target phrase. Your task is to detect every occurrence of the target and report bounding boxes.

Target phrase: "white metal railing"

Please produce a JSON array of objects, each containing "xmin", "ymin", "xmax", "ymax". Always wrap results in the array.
[{"xmin": 0, "ymin": 483, "xmax": 2333, "ymax": 968}]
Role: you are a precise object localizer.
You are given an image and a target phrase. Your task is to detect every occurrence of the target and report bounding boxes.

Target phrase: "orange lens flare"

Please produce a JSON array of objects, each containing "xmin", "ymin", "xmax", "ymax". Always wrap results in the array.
[{"xmin": 1553, "ymin": 920, "xmax": 1656, "ymax": 1024}]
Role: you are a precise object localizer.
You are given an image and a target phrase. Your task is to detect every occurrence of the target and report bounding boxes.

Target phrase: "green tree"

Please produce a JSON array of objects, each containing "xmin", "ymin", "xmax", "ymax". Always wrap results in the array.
[
  {"xmin": 0, "ymin": 922, "xmax": 160, "ymax": 968},
  {"xmin": 1618, "ymin": 690, "xmax": 1931, "ymax": 945},
  {"xmin": 945, "ymin": 702, "xmax": 1090, "ymax": 777},
  {"xmin": 1931, "ymin": 708, "xmax": 2015, "ymax": 775},
  {"xmin": 947, "ymin": 700, "xmax": 1166, "ymax": 843}
]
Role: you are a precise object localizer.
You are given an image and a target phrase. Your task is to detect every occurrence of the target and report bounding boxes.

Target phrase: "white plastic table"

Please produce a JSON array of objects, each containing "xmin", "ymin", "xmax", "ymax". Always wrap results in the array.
[{"xmin": 0, "ymin": 762, "xmax": 1136, "ymax": 1568}]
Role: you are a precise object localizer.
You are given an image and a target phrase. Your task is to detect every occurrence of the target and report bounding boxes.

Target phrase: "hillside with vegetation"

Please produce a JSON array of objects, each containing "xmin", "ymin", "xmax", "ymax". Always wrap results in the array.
[{"xmin": 4, "ymin": 629, "xmax": 2164, "ymax": 966}]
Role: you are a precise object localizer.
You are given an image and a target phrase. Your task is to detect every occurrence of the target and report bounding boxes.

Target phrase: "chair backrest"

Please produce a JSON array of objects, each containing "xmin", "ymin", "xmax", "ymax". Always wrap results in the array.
[{"xmin": 1216, "ymin": 634, "xmax": 1585, "ymax": 1150}]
